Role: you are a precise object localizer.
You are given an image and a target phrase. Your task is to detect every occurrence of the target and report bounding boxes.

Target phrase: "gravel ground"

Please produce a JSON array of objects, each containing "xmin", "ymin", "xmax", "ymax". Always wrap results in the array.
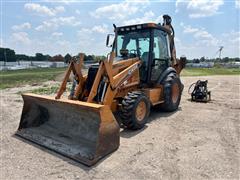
[{"xmin": 0, "ymin": 76, "xmax": 239, "ymax": 180}]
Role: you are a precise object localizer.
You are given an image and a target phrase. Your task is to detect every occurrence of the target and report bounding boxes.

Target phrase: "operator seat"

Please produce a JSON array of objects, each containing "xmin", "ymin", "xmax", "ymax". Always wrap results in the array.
[
  {"xmin": 140, "ymin": 52, "xmax": 155, "ymax": 82},
  {"xmin": 141, "ymin": 52, "xmax": 149, "ymax": 66}
]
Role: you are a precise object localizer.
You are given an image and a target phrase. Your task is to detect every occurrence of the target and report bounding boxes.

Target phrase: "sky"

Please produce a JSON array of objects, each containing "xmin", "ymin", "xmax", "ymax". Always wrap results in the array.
[{"xmin": 0, "ymin": 0, "xmax": 239, "ymax": 59}]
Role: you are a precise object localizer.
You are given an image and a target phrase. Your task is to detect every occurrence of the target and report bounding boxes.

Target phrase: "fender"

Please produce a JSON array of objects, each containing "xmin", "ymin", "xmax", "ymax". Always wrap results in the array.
[{"xmin": 157, "ymin": 67, "xmax": 176, "ymax": 84}]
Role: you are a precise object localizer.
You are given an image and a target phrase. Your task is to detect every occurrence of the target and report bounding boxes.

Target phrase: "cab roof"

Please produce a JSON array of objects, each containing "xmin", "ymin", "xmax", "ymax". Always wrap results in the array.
[{"xmin": 116, "ymin": 23, "xmax": 171, "ymax": 34}]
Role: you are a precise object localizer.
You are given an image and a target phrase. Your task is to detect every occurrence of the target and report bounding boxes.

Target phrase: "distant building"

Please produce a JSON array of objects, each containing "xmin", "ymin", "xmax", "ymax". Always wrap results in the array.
[
  {"xmin": 186, "ymin": 62, "xmax": 214, "ymax": 68},
  {"xmin": 0, "ymin": 61, "xmax": 67, "ymax": 71}
]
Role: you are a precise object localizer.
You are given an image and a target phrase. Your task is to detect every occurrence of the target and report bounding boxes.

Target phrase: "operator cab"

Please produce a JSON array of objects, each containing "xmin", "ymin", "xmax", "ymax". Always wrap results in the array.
[{"xmin": 109, "ymin": 23, "xmax": 172, "ymax": 83}]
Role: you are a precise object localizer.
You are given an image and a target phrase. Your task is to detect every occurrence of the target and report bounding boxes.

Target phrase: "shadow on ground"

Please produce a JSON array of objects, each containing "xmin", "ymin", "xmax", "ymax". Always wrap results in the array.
[{"xmin": 120, "ymin": 108, "xmax": 180, "ymax": 138}]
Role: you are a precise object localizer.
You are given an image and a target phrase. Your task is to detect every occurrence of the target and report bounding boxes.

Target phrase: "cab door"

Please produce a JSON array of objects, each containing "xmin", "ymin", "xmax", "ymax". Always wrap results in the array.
[{"xmin": 150, "ymin": 29, "xmax": 170, "ymax": 82}]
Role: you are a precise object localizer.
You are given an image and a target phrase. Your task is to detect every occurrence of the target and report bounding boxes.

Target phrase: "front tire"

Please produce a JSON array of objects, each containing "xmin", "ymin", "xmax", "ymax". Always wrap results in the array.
[
  {"xmin": 120, "ymin": 91, "xmax": 150, "ymax": 130},
  {"xmin": 161, "ymin": 75, "xmax": 182, "ymax": 112}
]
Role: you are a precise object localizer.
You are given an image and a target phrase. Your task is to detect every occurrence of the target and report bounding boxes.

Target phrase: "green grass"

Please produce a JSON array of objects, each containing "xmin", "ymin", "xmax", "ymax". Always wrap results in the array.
[
  {"xmin": 0, "ymin": 67, "xmax": 66, "ymax": 89},
  {"xmin": 18, "ymin": 84, "xmax": 71, "ymax": 95},
  {"xmin": 18, "ymin": 85, "xmax": 59, "ymax": 95},
  {"xmin": 181, "ymin": 67, "xmax": 240, "ymax": 76}
]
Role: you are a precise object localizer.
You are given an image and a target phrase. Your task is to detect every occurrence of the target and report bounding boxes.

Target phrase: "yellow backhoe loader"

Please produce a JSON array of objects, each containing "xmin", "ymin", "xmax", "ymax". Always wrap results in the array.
[{"xmin": 16, "ymin": 15, "xmax": 186, "ymax": 166}]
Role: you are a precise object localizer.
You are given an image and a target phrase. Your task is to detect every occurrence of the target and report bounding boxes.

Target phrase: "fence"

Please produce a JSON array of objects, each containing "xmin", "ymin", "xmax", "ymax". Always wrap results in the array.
[{"xmin": 0, "ymin": 61, "xmax": 67, "ymax": 71}]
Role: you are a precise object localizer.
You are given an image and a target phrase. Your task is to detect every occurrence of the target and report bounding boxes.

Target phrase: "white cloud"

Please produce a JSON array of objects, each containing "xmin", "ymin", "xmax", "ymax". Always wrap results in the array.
[
  {"xmin": 194, "ymin": 31, "xmax": 212, "ymax": 39},
  {"xmin": 76, "ymin": 29, "xmax": 108, "ymax": 55},
  {"xmin": 92, "ymin": 24, "xmax": 109, "ymax": 34},
  {"xmin": 75, "ymin": 10, "xmax": 80, "ymax": 15},
  {"xmin": 123, "ymin": 11, "xmax": 154, "ymax": 25},
  {"xmin": 11, "ymin": 32, "xmax": 31, "ymax": 45},
  {"xmin": 52, "ymin": 32, "xmax": 63, "ymax": 37},
  {"xmin": 176, "ymin": 0, "xmax": 224, "ymax": 18},
  {"xmin": 175, "ymin": 0, "xmax": 183, "ymax": 10},
  {"xmin": 218, "ymin": 30, "xmax": 240, "ymax": 58},
  {"xmin": 174, "ymin": 37, "xmax": 181, "ymax": 44},
  {"xmin": 222, "ymin": 30, "xmax": 240, "ymax": 44},
  {"xmin": 54, "ymin": 6, "xmax": 65, "ymax": 13},
  {"xmin": 54, "ymin": 16, "xmax": 81, "ymax": 26},
  {"xmin": 77, "ymin": 28, "xmax": 91, "ymax": 35},
  {"xmin": 24, "ymin": 3, "xmax": 65, "ymax": 16},
  {"xmin": 12, "ymin": 22, "xmax": 31, "ymax": 31},
  {"xmin": 77, "ymin": 28, "xmax": 95, "ymax": 43},
  {"xmin": 43, "ymin": 0, "xmax": 74, "ymax": 4},
  {"xmin": 56, "ymin": 40, "xmax": 71, "ymax": 49},
  {"xmin": 77, "ymin": 24, "xmax": 109, "ymax": 36},
  {"xmin": 123, "ymin": 11, "xmax": 162, "ymax": 25},
  {"xmin": 176, "ymin": 24, "xmax": 240, "ymax": 58},
  {"xmin": 181, "ymin": 23, "xmax": 219, "ymax": 46},
  {"xmin": 36, "ymin": 21, "xmax": 57, "ymax": 31},
  {"xmin": 181, "ymin": 24, "xmax": 199, "ymax": 33},
  {"xmin": 35, "ymin": 16, "xmax": 81, "ymax": 31},
  {"xmin": 236, "ymin": 0, "xmax": 240, "ymax": 9},
  {"xmin": 0, "ymin": 38, "xmax": 3, "ymax": 47},
  {"xmin": 91, "ymin": 0, "xmax": 150, "ymax": 20}
]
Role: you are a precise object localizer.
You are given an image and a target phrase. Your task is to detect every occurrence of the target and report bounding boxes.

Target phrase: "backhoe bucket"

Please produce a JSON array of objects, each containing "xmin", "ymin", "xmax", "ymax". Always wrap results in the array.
[{"xmin": 16, "ymin": 93, "xmax": 120, "ymax": 166}]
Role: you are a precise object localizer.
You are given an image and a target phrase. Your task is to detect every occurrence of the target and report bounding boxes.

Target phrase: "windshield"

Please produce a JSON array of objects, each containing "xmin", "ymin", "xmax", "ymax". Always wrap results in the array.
[{"xmin": 115, "ymin": 30, "xmax": 150, "ymax": 59}]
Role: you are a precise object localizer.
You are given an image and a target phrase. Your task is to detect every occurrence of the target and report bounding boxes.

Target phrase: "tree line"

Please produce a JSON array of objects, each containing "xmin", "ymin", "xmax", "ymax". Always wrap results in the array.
[
  {"xmin": 1, "ymin": 47, "xmax": 239, "ymax": 64},
  {"xmin": 0, "ymin": 47, "xmax": 106, "ymax": 63},
  {"xmin": 186, "ymin": 56, "xmax": 240, "ymax": 63}
]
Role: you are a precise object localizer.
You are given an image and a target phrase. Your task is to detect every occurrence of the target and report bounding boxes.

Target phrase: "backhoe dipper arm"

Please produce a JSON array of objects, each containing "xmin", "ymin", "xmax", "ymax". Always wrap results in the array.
[{"xmin": 162, "ymin": 14, "xmax": 177, "ymax": 65}]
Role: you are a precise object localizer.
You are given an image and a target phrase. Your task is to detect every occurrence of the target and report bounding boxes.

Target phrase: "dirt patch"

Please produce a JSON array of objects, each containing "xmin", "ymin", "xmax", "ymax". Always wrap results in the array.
[{"xmin": 0, "ymin": 76, "xmax": 239, "ymax": 179}]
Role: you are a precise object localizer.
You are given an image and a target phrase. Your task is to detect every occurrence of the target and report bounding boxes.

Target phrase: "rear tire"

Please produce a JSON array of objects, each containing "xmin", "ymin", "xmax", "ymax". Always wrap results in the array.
[
  {"xmin": 161, "ymin": 74, "xmax": 182, "ymax": 112},
  {"xmin": 120, "ymin": 91, "xmax": 150, "ymax": 130}
]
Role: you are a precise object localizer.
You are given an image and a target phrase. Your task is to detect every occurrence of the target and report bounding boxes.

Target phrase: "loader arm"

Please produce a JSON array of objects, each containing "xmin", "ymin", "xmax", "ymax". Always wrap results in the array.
[
  {"xmin": 87, "ymin": 52, "xmax": 141, "ymax": 106},
  {"xmin": 55, "ymin": 53, "xmax": 84, "ymax": 99},
  {"xmin": 103, "ymin": 60, "xmax": 141, "ymax": 106}
]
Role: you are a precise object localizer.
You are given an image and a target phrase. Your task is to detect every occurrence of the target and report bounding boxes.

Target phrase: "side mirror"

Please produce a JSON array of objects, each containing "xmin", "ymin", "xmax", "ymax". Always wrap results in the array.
[{"xmin": 106, "ymin": 34, "xmax": 115, "ymax": 47}]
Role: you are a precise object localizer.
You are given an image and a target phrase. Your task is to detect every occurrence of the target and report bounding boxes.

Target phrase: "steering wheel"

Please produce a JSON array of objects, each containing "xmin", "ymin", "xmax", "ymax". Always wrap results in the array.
[
  {"xmin": 128, "ymin": 49, "xmax": 137, "ymax": 58},
  {"xmin": 130, "ymin": 49, "xmax": 137, "ymax": 54}
]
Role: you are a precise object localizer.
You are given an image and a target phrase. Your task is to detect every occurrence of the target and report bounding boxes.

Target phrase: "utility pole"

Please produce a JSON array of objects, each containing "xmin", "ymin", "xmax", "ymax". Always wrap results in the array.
[{"xmin": 218, "ymin": 46, "xmax": 224, "ymax": 59}]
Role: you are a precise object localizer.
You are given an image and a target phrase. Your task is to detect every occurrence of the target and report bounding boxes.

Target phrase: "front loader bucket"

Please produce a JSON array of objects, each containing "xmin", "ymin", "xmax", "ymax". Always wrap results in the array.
[{"xmin": 16, "ymin": 93, "xmax": 120, "ymax": 166}]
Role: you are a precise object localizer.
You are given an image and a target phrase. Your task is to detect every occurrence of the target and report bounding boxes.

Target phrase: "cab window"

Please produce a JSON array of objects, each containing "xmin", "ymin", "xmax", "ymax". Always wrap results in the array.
[
  {"xmin": 151, "ymin": 30, "xmax": 169, "ymax": 81},
  {"xmin": 116, "ymin": 30, "xmax": 150, "ymax": 82}
]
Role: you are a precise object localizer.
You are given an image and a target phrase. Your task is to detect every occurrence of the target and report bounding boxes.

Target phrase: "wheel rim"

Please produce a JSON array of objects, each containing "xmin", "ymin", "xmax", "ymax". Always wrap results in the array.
[
  {"xmin": 136, "ymin": 101, "xmax": 147, "ymax": 122},
  {"xmin": 172, "ymin": 83, "xmax": 179, "ymax": 104}
]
